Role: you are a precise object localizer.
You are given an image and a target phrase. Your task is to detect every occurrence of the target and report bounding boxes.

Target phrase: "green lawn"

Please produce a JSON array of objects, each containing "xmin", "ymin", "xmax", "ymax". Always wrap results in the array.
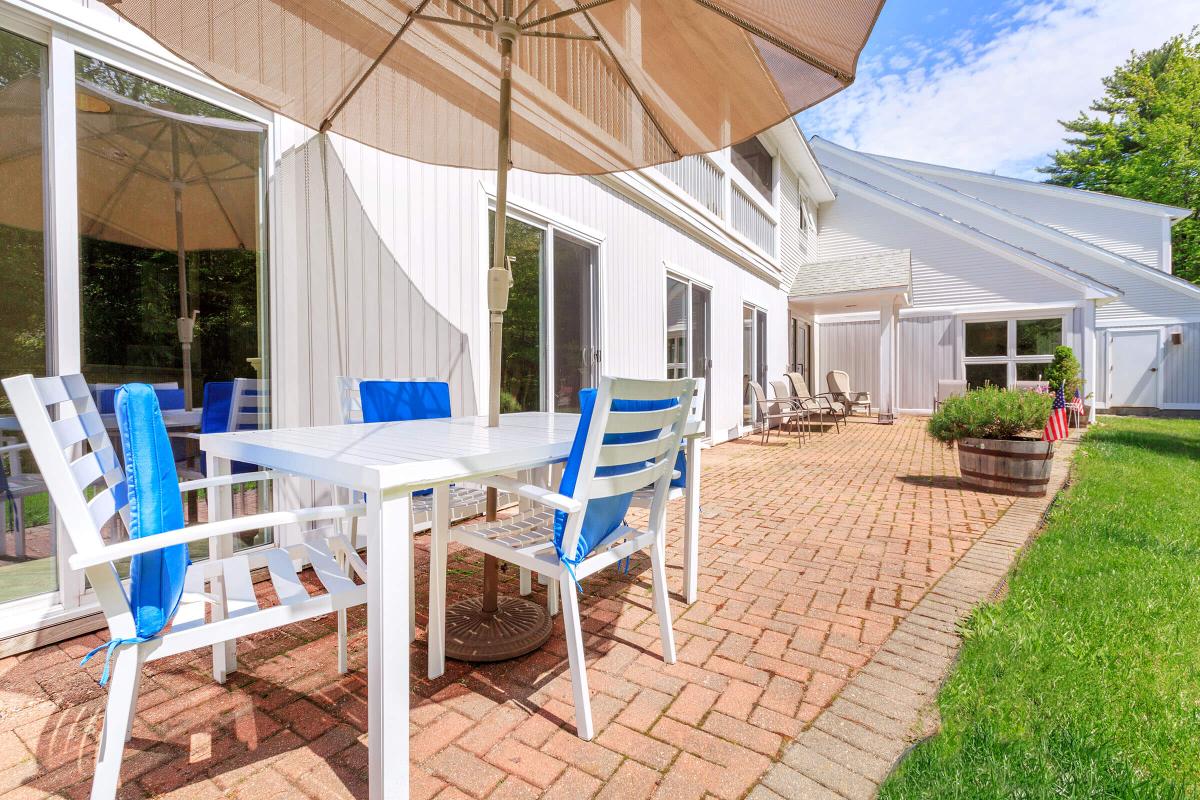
[{"xmin": 880, "ymin": 417, "xmax": 1200, "ymax": 800}]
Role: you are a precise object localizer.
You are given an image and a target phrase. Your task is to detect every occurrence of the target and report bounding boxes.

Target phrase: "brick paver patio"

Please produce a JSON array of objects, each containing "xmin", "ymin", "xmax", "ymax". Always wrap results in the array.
[{"xmin": 0, "ymin": 417, "xmax": 1023, "ymax": 799}]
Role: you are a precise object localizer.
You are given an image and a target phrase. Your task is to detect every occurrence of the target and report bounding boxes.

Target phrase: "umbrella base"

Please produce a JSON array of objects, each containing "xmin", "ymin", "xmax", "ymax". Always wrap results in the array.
[{"xmin": 443, "ymin": 595, "xmax": 553, "ymax": 663}]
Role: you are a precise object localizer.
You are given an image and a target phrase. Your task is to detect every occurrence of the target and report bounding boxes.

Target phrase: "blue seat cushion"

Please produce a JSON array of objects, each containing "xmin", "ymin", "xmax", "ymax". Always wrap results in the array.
[
  {"xmin": 114, "ymin": 384, "xmax": 190, "ymax": 640},
  {"xmin": 97, "ymin": 387, "xmax": 184, "ymax": 414},
  {"xmin": 199, "ymin": 381, "xmax": 259, "ymax": 476},
  {"xmin": 554, "ymin": 388, "xmax": 679, "ymax": 567},
  {"xmin": 360, "ymin": 381, "xmax": 452, "ymax": 497}
]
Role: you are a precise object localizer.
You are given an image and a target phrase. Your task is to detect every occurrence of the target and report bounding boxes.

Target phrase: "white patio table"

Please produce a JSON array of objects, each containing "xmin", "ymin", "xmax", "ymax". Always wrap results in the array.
[{"xmin": 198, "ymin": 411, "xmax": 702, "ymax": 799}]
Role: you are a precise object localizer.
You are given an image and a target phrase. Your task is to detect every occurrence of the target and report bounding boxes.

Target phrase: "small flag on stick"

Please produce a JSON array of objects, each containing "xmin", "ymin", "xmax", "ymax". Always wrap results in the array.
[{"xmin": 1043, "ymin": 385, "xmax": 1069, "ymax": 442}]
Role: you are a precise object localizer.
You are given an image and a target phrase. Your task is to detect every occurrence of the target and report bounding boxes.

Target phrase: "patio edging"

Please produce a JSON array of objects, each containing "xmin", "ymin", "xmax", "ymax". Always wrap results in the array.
[{"xmin": 746, "ymin": 431, "xmax": 1082, "ymax": 800}]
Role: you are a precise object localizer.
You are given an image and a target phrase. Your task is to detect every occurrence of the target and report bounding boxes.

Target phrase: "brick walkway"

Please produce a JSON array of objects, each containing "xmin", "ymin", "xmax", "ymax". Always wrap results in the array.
[{"xmin": 0, "ymin": 417, "xmax": 1022, "ymax": 799}]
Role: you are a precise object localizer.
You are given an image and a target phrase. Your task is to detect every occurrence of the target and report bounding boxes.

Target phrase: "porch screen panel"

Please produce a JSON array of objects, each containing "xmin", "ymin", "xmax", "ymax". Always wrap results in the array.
[{"xmin": 0, "ymin": 28, "xmax": 56, "ymax": 602}]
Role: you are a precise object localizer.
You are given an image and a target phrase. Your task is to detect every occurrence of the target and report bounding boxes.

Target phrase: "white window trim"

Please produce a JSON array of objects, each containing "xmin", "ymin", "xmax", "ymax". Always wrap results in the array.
[{"xmin": 959, "ymin": 312, "xmax": 1070, "ymax": 386}]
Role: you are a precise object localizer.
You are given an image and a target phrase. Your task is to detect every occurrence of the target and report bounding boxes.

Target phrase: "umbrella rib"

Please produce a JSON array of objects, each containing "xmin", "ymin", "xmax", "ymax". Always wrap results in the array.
[
  {"xmin": 319, "ymin": 0, "xmax": 434, "ymax": 133},
  {"xmin": 523, "ymin": 30, "xmax": 599, "ymax": 40},
  {"xmin": 515, "ymin": 0, "xmax": 541, "ymax": 22},
  {"xmin": 178, "ymin": 125, "xmax": 248, "ymax": 248},
  {"xmin": 571, "ymin": 2, "xmax": 681, "ymax": 159},
  {"xmin": 687, "ymin": 0, "xmax": 852, "ymax": 83},
  {"xmin": 413, "ymin": 15, "xmax": 492, "ymax": 31},
  {"xmin": 521, "ymin": 0, "xmax": 618, "ymax": 30}
]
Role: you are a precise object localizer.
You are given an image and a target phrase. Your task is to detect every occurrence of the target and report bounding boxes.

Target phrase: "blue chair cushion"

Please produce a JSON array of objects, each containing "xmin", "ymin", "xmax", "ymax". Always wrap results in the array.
[
  {"xmin": 554, "ymin": 388, "xmax": 679, "ymax": 567},
  {"xmin": 96, "ymin": 387, "xmax": 184, "ymax": 414},
  {"xmin": 114, "ymin": 384, "xmax": 190, "ymax": 640},
  {"xmin": 360, "ymin": 381, "xmax": 452, "ymax": 497},
  {"xmin": 199, "ymin": 381, "xmax": 259, "ymax": 476}
]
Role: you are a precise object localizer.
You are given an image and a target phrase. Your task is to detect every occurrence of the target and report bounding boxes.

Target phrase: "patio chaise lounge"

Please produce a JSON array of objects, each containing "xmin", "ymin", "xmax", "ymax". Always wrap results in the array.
[
  {"xmin": 827, "ymin": 370, "xmax": 872, "ymax": 417},
  {"xmin": 747, "ymin": 380, "xmax": 808, "ymax": 445},
  {"xmin": 934, "ymin": 379, "xmax": 967, "ymax": 410},
  {"xmin": 3, "ymin": 375, "xmax": 366, "ymax": 800}
]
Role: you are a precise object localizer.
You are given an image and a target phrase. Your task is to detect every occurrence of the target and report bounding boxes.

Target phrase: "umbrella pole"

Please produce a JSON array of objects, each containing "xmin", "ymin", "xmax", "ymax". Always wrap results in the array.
[
  {"xmin": 444, "ymin": 21, "xmax": 553, "ymax": 663},
  {"xmin": 171, "ymin": 128, "xmax": 196, "ymax": 411}
]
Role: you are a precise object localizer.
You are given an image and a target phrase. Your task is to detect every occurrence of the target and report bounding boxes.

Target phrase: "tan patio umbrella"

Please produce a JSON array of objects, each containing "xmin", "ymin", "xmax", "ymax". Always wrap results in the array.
[
  {"xmin": 107, "ymin": 0, "xmax": 883, "ymax": 658},
  {"xmin": 0, "ymin": 77, "xmax": 263, "ymax": 409}
]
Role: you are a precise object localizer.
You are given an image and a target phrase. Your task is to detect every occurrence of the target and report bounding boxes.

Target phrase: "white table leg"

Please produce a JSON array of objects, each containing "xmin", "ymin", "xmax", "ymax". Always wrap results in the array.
[
  {"xmin": 683, "ymin": 437, "xmax": 701, "ymax": 605},
  {"xmin": 427, "ymin": 485, "xmax": 450, "ymax": 679},
  {"xmin": 368, "ymin": 486, "xmax": 410, "ymax": 800},
  {"xmin": 206, "ymin": 453, "xmax": 236, "ymax": 681}
]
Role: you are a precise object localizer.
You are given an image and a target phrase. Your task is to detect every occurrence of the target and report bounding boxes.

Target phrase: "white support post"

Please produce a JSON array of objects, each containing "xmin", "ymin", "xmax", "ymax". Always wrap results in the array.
[
  {"xmin": 682, "ymin": 434, "xmax": 701, "ymax": 604},
  {"xmin": 206, "ymin": 453, "xmax": 236, "ymax": 682},
  {"xmin": 427, "ymin": 484, "xmax": 450, "ymax": 679},
  {"xmin": 878, "ymin": 299, "xmax": 899, "ymax": 422},
  {"xmin": 1083, "ymin": 301, "xmax": 1098, "ymax": 423}
]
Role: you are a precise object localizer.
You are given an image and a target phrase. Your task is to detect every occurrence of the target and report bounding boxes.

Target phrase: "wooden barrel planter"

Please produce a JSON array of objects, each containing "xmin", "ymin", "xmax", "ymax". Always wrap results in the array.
[{"xmin": 957, "ymin": 438, "xmax": 1055, "ymax": 496}]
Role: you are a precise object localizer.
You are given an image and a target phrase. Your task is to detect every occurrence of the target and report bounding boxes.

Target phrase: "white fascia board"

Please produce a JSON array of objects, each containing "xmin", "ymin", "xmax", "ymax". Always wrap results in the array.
[
  {"xmin": 824, "ymin": 168, "xmax": 1121, "ymax": 301},
  {"xmin": 767, "ymin": 121, "xmax": 835, "ymax": 204},
  {"xmin": 814, "ymin": 139, "xmax": 1200, "ymax": 304},
  {"xmin": 866, "ymin": 151, "xmax": 1193, "ymax": 220}
]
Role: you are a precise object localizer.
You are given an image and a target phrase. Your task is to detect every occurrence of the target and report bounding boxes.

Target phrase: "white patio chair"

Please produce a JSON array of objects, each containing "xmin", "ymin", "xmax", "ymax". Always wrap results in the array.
[
  {"xmin": 826, "ymin": 370, "xmax": 872, "ymax": 416},
  {"xmin": 0, "ymin": 418, "xmax": 48, "ymax": 560},
  {"xmin": 771, "ymin": 378, "xmax": 813, "ymax": 444},
  {"xmin": 333, "ymin": 377, "xmax": 523, "ymax": 646},
  {"xmin": 2, "ymin": 374, "xmax": 366, "ymax": 800},
  {"xmin": 444, "ymin": 376, "xmax": 693, "ymax": 740},
  {"xmin": 934, "ymin": 379, "xmax": 967, "ymax": 410},
  {"xmin": 629, "ymin": 376, "xmax": 704, "ymax": 508}
]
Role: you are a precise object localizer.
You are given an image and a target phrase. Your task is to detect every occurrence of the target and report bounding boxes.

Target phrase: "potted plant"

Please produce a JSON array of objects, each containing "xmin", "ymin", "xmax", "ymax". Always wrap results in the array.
[{"xmin": 927, "ymin": 385, "xmax": 1056, "ymax": 496}]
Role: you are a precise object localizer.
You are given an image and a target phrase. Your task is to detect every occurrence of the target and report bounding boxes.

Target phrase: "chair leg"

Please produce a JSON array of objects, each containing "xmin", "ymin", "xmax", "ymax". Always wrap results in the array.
[
  {"xmin": 558, "ymin": 578, "xmax": 594, "ymax": 741},
  {"xmin": 519, "ymin": 567, "xmax": 532, "ymax": 596},
  {"xmin": 14, "ymin": 498, "xmax": 25, "ymax": 559},
  {"xmin": 91, "ymin": 646, "xmax": 141, "ymax": 800},
  {"xmin": 337, "ymin": 504, "xmax": 360, "ymax": 675},
  {"xmin": 546, "ymin": 579, "xmax": 559, "ymax": 616},
  {"xmin": 409, "ymin": 529, "xmax": 417, "ymax": 644},
  {"xmin": 649, "ymin": 539, "xmax": 676, "ymax": 665}
]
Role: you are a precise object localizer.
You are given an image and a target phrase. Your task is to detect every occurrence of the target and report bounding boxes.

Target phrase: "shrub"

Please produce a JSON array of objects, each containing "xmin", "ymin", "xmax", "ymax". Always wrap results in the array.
[
  {"xmin": 927, "ymin": 386, "xmax": 1054, "ymax": 444},
  {"xmin": 1044, "ymin": 345, "xmax": 1082, "ymax": 394}
]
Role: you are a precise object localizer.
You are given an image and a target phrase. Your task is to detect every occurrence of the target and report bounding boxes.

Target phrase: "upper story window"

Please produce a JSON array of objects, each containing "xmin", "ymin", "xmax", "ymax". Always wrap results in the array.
[{"xmin": 731, "ymin": 137, "xmax": 773, "ymax": 201}]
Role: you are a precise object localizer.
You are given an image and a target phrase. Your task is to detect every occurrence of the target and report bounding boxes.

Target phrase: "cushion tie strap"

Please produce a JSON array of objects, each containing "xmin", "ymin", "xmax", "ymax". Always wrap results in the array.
[
  {"xmin": 80, "ymin": 637, "xmax": 147, "ymax": 687},
  {"xmin": 558, "ymin": 551, "xmax": 585, "ymax": 595}
]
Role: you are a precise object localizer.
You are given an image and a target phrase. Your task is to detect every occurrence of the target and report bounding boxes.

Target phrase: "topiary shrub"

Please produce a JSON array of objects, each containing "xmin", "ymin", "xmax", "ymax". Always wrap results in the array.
[
  {"xmin": 927, "ymin": 386, "xmax": 1054, "ymax": 445},
  {"xmin": 1043, "ymin": 345, "xmax": 1082, "ymax": 394}
]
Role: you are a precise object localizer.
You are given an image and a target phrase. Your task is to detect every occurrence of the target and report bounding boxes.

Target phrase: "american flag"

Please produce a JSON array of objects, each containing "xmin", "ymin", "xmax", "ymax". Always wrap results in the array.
[
  {"xmin": 1043, "ymin": 385, "xmax": 1069, "ymax": 442},
  {"xmin": 1069, "ymin": 388, "xmax": 1085, "ymax": 415}
]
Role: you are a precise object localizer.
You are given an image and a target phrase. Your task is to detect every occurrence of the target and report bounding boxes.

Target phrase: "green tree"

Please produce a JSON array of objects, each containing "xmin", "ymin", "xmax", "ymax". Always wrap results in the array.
[{"xmin": 1039, "ymin": 29, "xmax": 1200, "ymax": 283}]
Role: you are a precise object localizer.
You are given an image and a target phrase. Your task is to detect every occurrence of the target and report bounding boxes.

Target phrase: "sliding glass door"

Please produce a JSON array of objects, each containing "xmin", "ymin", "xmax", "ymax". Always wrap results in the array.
[
  {"xmin": 665, "ymin": 275, "xmax": 711, "ymax": 427},
  {"xmin": 742, "ymin": 303, "xmax": 767, "ymax": 425},
  {"xmin": 493, "ymin": 213, "xmax": 599, "ymax": 413}
]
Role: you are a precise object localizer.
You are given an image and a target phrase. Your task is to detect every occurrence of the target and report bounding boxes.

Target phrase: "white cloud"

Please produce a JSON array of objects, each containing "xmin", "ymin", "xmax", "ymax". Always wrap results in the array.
[{"xmin": 802, "ymin": 0, "xmax": 1198, "ymax": 178}]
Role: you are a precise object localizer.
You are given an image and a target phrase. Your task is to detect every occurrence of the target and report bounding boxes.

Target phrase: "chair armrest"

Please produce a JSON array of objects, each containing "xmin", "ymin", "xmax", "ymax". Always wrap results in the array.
[
  {"xmin": 0, "ymin": 442, "xmax": 29, "ymax": 456},
  {"xmin": 68, "ymin": 502, "xmax": 366, "ymax": 570},
  {"xmin": 478, "ymin": 475, "xmax": 582, "ymax": 514},
  {"xmin": 178, "ymin": 470, "xmax": 278, "ymax": 494}
]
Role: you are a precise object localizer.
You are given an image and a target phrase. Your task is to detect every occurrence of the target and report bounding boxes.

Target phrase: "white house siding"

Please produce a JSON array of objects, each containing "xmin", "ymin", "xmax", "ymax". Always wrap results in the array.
[
  {"xmin": 268, "ymin": 127, "xmax": 789, "ymax": 447},
  {"xmin": 817, "ymin": 188, "xmax": 1078, "ymax": 309},
  {"xmin": 779, "ymin": 161, "xmax": 804, "ymax": 283},
  {"xmin": 897, "ymin": 314, "xmax": 956, "ymax": 411},
  {"xmin": 1162, "ymin": 323, "xmax": 1200, "ymax": 405},
  {"xmin": 818, "ymin": 320, "xmax": 880, "ymax": 401},
  {"xmin": 881, "ymin": 163, "xmax": 1169, "ymax": 271}
]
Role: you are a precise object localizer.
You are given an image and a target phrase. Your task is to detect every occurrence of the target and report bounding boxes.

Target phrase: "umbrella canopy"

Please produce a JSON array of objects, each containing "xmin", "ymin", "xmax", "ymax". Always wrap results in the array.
[{"xmin": 107, "ymin": 0, "xmax": 881, "ymax": 176}]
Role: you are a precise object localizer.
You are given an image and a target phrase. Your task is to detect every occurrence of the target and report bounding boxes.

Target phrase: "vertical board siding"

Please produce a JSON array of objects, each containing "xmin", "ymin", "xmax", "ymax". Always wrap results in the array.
[
  {"xmin": 897, "ymin": 315, "xmax": 956, "ymax": 410},
  {"xmin": 1162, "ymin": 323, "xmax": 1200, "ymax": 405},
  {"xmin": 779, "ymin": 162, "xmax": 803, "ymax": 287},
  {"xmin": 818, "ymin": 320, "xmax": 880, "ymax": 401}
]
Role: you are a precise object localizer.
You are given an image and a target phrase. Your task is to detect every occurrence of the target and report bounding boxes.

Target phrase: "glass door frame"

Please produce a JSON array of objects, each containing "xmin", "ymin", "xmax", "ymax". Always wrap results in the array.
[
  {"xmin": 484, "ymin": 199, "xmax": 604, "ymax": 413},
  {"xmin": 664, "ymin": 270, "xmax": 712, "ymax": 437},
  {"xmin": 742, "ymin": 301, "xmax": 768, "ymax": 429},
  {"xmin": 0, "ymin": 5, "xmax": 276, "ymax": 641}
]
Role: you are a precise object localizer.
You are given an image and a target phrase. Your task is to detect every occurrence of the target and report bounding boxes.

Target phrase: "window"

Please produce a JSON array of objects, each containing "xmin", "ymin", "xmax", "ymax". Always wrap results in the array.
[
  {"xmin": 963, "ymin": 316, "xmax": 1064, "ymax": 389},
  {"xmin": 731, "ymin": 137, "xmax": 773, "ymax": 201},
  {"xmin": 665, "ymin": 275, "xmax": 711, "ymax": 428}
]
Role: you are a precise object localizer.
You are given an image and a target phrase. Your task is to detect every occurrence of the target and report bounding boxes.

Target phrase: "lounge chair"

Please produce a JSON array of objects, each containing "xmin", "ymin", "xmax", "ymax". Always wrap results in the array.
[
  {"xmin": 786, "ymin": 371, "xmax": 844, "ymax": 432},
  {"xmin": 826, "ymin": 370, "xmax": 872, "ymax": 416},
  {"xmin": 770, "ymin": 379, "xmax": 813, "ymax": 444},
  {"xmin": 934, "ymin": 379, "xmax": 967, "ymax": 411},
  {"xmin": 747, "ymin": 380, "xmax": 807, "ymax": 445}
]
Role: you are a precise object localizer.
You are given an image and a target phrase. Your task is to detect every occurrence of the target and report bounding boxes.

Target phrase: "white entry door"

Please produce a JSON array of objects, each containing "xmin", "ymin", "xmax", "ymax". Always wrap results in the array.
[{"xmin": 1108, "ymin": 329, "xmax": 1161, "ymax": 407}]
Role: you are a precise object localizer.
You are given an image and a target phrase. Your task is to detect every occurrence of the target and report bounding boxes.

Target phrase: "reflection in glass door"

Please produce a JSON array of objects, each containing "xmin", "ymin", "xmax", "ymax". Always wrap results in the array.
[
  {"xmin": 665, "ymin": 276, "xmax": 711, "ymax": 427},
  {"xmin": 492, "ymin": 213, "xmax": 598, "ymax": 413},
  {"xmin": 742, "ymin": 303, "xmax": 767, "ymax": 425},
  {"xmin": 0, "ymin": 28, "xmax": 55, "ymax": 604}
]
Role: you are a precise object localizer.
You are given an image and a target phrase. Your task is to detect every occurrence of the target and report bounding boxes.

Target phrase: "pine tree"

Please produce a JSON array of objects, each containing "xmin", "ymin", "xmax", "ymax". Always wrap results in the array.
[{"xmin": 1039, "ymin": 29, "xmax": 1199, "ymax": 283}]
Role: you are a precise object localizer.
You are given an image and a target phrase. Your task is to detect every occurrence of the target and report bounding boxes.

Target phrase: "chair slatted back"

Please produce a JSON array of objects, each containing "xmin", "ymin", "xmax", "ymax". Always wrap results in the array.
[
  {"xmin": 2, "ymin": 374, "xmax": 129, "ymax": 560},
  {"xmin": 786, "ymin": 372, "xmax": 812, "ymax": 400},
  {"xmin": 688, "ymin": 377, "xmax": 706, "ymax": 422},
  {"xmin": 335, "ymin": 376, "xmax": 444, "ymax": 425},
  {"xmin": 558, "ymin": 377, "xmax": 693, "ymax": 561},
  {"xmin": 227, "ymin": 378, "xmax": 268, "ymax": 431}
]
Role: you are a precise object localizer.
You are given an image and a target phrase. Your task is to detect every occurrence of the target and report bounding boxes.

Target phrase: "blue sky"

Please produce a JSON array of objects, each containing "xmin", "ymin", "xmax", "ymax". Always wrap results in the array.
[{"xmin": 797, "ymin": 0, "xmax": 1199, "ymax": 179}]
